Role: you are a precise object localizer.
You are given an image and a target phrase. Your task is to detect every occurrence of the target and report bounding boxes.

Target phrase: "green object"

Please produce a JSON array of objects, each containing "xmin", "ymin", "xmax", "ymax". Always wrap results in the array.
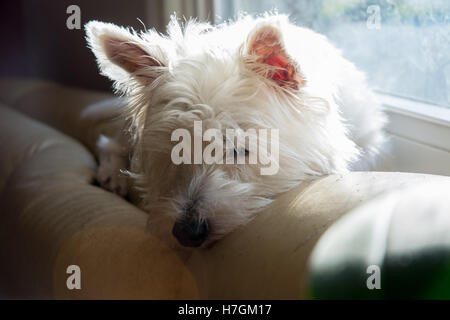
[{"xmin": 307, "ymin": 184, "xmax": 450, "ymax": 299}]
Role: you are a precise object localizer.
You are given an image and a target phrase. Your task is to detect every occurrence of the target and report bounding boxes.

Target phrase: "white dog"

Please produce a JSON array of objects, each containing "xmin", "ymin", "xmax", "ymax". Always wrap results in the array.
[{"xmin": 85, "ymin": 13, "xmax": 386, "ymax": 247}]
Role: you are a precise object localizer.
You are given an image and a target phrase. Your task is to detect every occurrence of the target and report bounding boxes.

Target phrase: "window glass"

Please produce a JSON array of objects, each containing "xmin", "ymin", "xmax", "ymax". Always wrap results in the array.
[{"xmin": 214, "ymin": 0, "xmax": 450, "ymax": 108}]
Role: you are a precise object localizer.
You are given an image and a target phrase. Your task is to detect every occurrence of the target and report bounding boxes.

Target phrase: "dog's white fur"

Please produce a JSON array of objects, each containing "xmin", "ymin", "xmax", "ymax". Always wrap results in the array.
[{"xmin": 85, "ymin": 13, "xmax": 386, "ymax": 246}]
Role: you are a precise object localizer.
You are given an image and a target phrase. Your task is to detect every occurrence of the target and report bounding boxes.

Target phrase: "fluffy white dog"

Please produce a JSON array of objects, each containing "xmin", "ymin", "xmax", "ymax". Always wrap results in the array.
[{"xmin": 85, "ymin": 13, "xmax": 386, "ymax": 247}]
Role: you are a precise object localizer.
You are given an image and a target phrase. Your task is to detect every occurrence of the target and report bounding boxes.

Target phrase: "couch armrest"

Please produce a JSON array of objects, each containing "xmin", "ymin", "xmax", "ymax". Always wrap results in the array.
[{"xmin": 0, "ymin": 105, "xmax": 197, "ymax": 299}]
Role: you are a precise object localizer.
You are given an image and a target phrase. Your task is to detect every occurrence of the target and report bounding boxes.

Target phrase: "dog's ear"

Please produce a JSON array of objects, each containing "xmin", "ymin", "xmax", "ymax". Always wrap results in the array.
[
  {"xmin": 244, "ymin": 24, "xmax": 304, "ymax": 89},
  {"xmin": 85, "ymin": 21, "xmax": 167, "ymax": 87}
]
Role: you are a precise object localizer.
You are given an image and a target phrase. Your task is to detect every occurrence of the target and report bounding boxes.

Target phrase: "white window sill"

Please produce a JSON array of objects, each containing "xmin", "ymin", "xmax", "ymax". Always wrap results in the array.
[
  {"xmin": 378, "ymin": 92, "xmax": 450, "ymax": 152},
  {"xmin": 377, "ymin": 92, "xmax": 450, "ymax": 176}
]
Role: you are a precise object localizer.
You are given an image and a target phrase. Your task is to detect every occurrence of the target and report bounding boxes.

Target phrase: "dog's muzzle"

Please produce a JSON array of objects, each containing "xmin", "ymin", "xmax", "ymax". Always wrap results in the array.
[{"xmin": 172, "ymin": 218, "xmax": 209, "ymax": 247}]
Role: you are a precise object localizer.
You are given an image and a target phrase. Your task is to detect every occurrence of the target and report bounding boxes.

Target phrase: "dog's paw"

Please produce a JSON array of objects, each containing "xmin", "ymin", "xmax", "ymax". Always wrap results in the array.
[
  {"xmin": 96, "ymin": 135, "xmax": 129, "ymax": 197},
  {"xmin": 96, "ymin": 153, "xmax": 128, "ymax": 196}
]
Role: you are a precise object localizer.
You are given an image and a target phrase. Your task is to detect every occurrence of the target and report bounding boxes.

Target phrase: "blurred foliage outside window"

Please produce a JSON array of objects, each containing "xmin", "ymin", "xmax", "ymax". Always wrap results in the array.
[{"xmin": 215, "ymin": 0, "xmax": 450, "ymax": 108}]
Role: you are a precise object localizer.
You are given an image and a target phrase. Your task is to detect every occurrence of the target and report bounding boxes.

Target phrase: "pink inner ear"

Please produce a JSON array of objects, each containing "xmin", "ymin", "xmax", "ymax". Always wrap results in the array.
[
  {"xmin": 249, "ymin": 29, "xmax": 304, "ymax": 89},
  {"xmin": 101, "ymin": 36, "xmax": 160, "ymax": 74}
]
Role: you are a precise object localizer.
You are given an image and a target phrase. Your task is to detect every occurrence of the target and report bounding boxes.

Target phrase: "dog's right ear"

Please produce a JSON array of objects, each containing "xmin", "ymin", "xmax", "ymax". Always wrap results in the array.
[
  {"xmin": 85, "ymin": 21, "xmax": 167, "ymax": 87},
  {"xmin": 243, "ymin": 23, "xmax": 304, "ymax": 90}
]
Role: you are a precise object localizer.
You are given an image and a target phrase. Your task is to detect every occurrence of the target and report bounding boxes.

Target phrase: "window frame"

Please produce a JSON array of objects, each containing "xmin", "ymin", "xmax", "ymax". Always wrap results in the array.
[
  {"xmin": 379, "ymin": 92, "xmax": 450, "ymax": 152},
  {"xmin": 378, "ymin": 93, "xmax": 450, "ymax": 176}
]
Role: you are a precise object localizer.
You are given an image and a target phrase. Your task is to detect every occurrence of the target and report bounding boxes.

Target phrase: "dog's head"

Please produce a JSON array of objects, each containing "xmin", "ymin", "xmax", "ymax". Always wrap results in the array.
[{"xmin": 86, "ymin": 14, "xmax": 358, "ymax": 247}]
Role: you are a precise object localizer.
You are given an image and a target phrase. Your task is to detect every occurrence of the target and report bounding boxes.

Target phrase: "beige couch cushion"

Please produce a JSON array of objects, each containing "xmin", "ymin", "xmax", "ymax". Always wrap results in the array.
[{"xmin": 0, "ymin": 79, "xmax": 449, "ymax": 299}]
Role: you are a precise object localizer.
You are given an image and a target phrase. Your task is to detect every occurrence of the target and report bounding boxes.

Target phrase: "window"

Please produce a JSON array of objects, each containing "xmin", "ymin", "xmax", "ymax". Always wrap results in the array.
[{"xmin": 214, "ymin": 0, "xmax": 450, "ymax": 109}]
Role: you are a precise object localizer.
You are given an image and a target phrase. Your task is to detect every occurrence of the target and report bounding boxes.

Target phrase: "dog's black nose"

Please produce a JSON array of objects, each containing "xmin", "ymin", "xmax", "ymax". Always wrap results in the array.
[{"xmin": 172, "ymin": 218, "xmax": 209, "ymax": 247}]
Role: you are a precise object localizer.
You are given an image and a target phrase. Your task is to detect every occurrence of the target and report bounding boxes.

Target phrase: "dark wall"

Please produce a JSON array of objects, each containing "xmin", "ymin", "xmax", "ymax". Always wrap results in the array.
[{"xmin": 0, "ymin": 0, "xmax": 164, "ymax": 91}]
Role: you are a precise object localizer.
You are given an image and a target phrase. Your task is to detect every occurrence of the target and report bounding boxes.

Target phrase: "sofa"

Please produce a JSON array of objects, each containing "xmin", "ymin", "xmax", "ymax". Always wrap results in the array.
[{"xmin": 1, "ymin": 78, "xmax": 449, "ymax": 299}]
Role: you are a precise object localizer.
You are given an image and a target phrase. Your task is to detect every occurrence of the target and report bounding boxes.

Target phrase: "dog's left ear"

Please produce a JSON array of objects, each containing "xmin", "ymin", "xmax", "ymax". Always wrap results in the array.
[
  {"xmin": 85, "ymin": 21, "xmax": 167, "ymax": 87},
  {"xmin": 244, "ymin": 24, "xmax": 304, "ymax": 89}
]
